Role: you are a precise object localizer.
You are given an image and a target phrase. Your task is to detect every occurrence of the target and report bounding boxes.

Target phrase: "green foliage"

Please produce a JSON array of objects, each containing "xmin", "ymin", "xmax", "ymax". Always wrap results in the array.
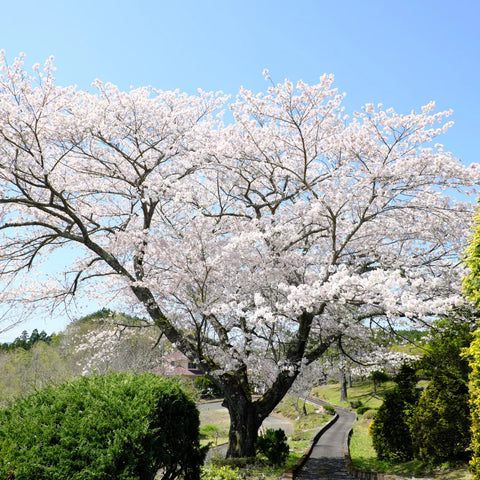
[
  {"xmin": 194, "ymin": 375, "xmax": 222, "ymax": 398},
  {"xmin": 356, "ymin": 406, "xmax": 371, "ymax": 415},
  {"xmin": 394, "ymin": 363, "xmax": 420, "ymax": 403},
  {"xmin": 0, "ymin": 328, "xmax": 53, "ymax": 352},
  {"xmin": 418, "ymin": 309, "xmax": 476, "ymax": 382},
  {"xmin": 72, "ymin": 307, "xmax": 114, "ymax": 323},
  {"xmin": 370, "ymin": 370, "xmax": 390, "ymax": 396},
  {"xmin": 465, "ymin": 329, "xmax": 480, "ymax": 479},
  {"xmin": 323, "ymin": 404, "xmax": 335, "ymax": 414},
  {"xmin": 201, "ymin": 424, "xmax": 220, "ymax": 435},
  {"xmin": 412, "ymin": 374, "xmax": 471, "ymax": 464},
  {"xmin": 69, "ymin": 308, "xmax": 148, "ymax": 328},
  {"xmin": 0, "ymin": 341, "xmax": 71, "ymax": 407},
  {"xmin": 370, "ymin": 370, "xmax": 390, "ymax": 384},
  {"xmin": 393, "ymin": 329, "xmax": 428, "ymax": 344},
  {"xmin": 370, "ymin": 364, "xmax": 419, "ymax": 462},
  {"xmin": 370, "ymin": 390, "xmax": 415, "ymax": 462},
  {"xmin": 201, "ymin": 465, "xmax": 243, "ymax": 480},
  {"xmin": 463, "ymin": 203, "xmax": 480, "ymax": 308},
  {"xmin": 0, "ymin": 372, "xmax": 206, "ymax": 480},
  {"xmin": 255, "ymin": 428, "xmax": 289, "ymax": 466}
]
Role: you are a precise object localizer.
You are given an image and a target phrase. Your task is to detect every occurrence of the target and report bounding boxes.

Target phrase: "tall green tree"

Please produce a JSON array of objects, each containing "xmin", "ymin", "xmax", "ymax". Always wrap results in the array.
[
  {"xmin": 464, "ymin": 203, "xmax": 480, "ymax": 308},
  {"xmin": 463, "ymin": 202, "xmax": 480, "ymax": 478},
  {"xmin": 370, "ymin": 363, "xmax": 420, "ymax": 462},
  {"xmin": 411, "ymin": 311, "xmax": 475, "ymax": 465},
  {"xmin": 412, "ymin": 374, "xmax": 470, "ymax": 464},
  {"xmin": 418, "ymin": 309, "xmax": 476, "ymax": 382},
  {"xmin": 466, "ymin": 331, "xmax": 480, "ymax": 478}
]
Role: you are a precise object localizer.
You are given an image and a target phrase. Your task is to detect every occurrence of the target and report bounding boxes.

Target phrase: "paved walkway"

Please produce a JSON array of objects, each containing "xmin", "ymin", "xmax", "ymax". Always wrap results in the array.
[{"xmin": 296, "ymin": 400, "xmax": 357, "ymax": 480}]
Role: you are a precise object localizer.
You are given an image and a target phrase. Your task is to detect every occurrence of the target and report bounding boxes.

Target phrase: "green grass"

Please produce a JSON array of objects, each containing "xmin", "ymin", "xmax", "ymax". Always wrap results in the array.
[
  {"xmin": 311, "ymin": 379, "xmax": 395, "ymax": 409},
  {"xmin": 273, "ymin": 396, "xmax": 332, "ymax": 456},
  {"xmin": 199, "ymin": 408, "xmax": 230, "ymax": 446}
]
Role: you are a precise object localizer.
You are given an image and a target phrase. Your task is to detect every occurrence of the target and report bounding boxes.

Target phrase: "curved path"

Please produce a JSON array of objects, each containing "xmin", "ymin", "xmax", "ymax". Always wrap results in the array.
[{"xmin": 296, "ymin": 399, "xmax": 357, "ymax": 480}]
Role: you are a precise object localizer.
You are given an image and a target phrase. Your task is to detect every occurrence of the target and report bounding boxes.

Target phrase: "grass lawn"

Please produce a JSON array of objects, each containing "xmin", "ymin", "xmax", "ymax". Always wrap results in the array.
[
  {"xmin": 311, "ymin": 379, "xmax": 395, "ymax": 409},
  {"xmin": 199, "ymin": 407, "xmax": 231, "ymax": 447}
]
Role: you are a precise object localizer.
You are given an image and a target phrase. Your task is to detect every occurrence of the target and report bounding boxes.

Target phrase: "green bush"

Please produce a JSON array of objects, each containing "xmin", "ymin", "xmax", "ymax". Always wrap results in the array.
[
  {"xmin": 201, "ymin": 465, "xmax": 243, "ymax": 480},
  {"xmin": 356, "ymin": 406, "xmax": 370, "ymax": 415},
  {"xmin": 370, "ymin": 390, "xmax": 414, "ymax": 462},
  {"xmin": 0, "ymin": 372, "xmax": 206, "ymax": 480},
  {"xmin": 194, "ymin": 375, "xmax": 222, "ymax": 399},
  {"xmin": 323, "ymin": 404, "xmax": 335, "ymax": 415},
  {"xmin": 412, "ymin": 374, "xmax": 471, "ymax": 465},
  {"xmin": 255, "ymin": 428, "xmax": 289, "ymax": 466}
]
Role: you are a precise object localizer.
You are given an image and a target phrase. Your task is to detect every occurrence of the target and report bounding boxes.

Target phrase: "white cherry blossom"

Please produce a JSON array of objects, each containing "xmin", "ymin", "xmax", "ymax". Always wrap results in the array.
[{"xmin": 0, "ymin": 52, "xmax": 478, "ymax": 456}]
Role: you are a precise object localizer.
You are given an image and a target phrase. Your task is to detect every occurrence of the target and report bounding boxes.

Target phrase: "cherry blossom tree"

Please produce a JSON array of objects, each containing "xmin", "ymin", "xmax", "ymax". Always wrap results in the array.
[{"xmin": 0, "ymin": 53, "xmax": 478, "ymax": 457}]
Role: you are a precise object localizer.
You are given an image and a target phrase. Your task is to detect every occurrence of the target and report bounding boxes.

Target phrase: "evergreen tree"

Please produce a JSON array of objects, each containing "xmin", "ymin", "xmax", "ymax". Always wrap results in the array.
[
  {"xmin": 418, "ymin": 309, "xmax": 476, "ymax": 382},
  {"xmin": 370, "ymin": 363, "xmax": 419, "ymax": 462},
  {"xmin": 412, "ymin": 374, "xmax": 470, "ymax": 464}
]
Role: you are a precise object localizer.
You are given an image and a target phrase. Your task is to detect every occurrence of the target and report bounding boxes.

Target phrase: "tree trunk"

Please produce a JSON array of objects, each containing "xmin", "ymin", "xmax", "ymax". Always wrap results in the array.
[
  {"xmin": 226, "ymin": 404, "xmax": 261, "ymax": 458},
  {"xmin": 223, "ymin": 394, "xmax": 263, "ymax": 458},
  {"xmin": 219, "ymin": 364, "xmax": 309, "ymax": 458},
  {"xmin": 340, "ymin": 368, "xmax": 348, "ymax": 402}
]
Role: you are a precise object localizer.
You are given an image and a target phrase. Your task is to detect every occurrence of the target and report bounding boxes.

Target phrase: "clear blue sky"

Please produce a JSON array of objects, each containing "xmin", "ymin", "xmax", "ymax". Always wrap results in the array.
[{"xmin": 0, "ymin": 0, "xmax": 479, "ymax": 341}]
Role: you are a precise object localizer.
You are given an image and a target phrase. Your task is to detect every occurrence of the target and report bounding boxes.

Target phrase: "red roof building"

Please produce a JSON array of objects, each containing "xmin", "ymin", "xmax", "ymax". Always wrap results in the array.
[{"xmin": 153, "ymin": 351, "xmax": 202, "ymax": 378}]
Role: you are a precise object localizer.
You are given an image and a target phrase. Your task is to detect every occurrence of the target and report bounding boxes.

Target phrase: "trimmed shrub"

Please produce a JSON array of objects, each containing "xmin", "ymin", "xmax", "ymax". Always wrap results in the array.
[
  {"xmin": 255, "ymin": 428, "xmax": 289, "ymax": 465},
  {"xmin": 411, "ymin": 374, "xmax": 470, "ymax": 464},
  {"xmin": 363, "ymin": 409, "xmax": 377, "ymax": 419},
  {"xmin": 323, "ymin": 404, "xmax": 335, "ymax": 415},
  {"xmin": 0, "ymin": 372, "xmax": 206, "ymax": 480},
  {"xmin": 356, "ymin": 406, "xmax": 370, "ymax": 415}
]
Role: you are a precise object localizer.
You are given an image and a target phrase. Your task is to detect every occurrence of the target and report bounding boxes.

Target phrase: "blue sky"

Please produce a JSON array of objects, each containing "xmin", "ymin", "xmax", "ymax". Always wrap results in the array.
[{"xmin": 0, "ymin": 0, "xmax": 479, "ymax": 341}]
